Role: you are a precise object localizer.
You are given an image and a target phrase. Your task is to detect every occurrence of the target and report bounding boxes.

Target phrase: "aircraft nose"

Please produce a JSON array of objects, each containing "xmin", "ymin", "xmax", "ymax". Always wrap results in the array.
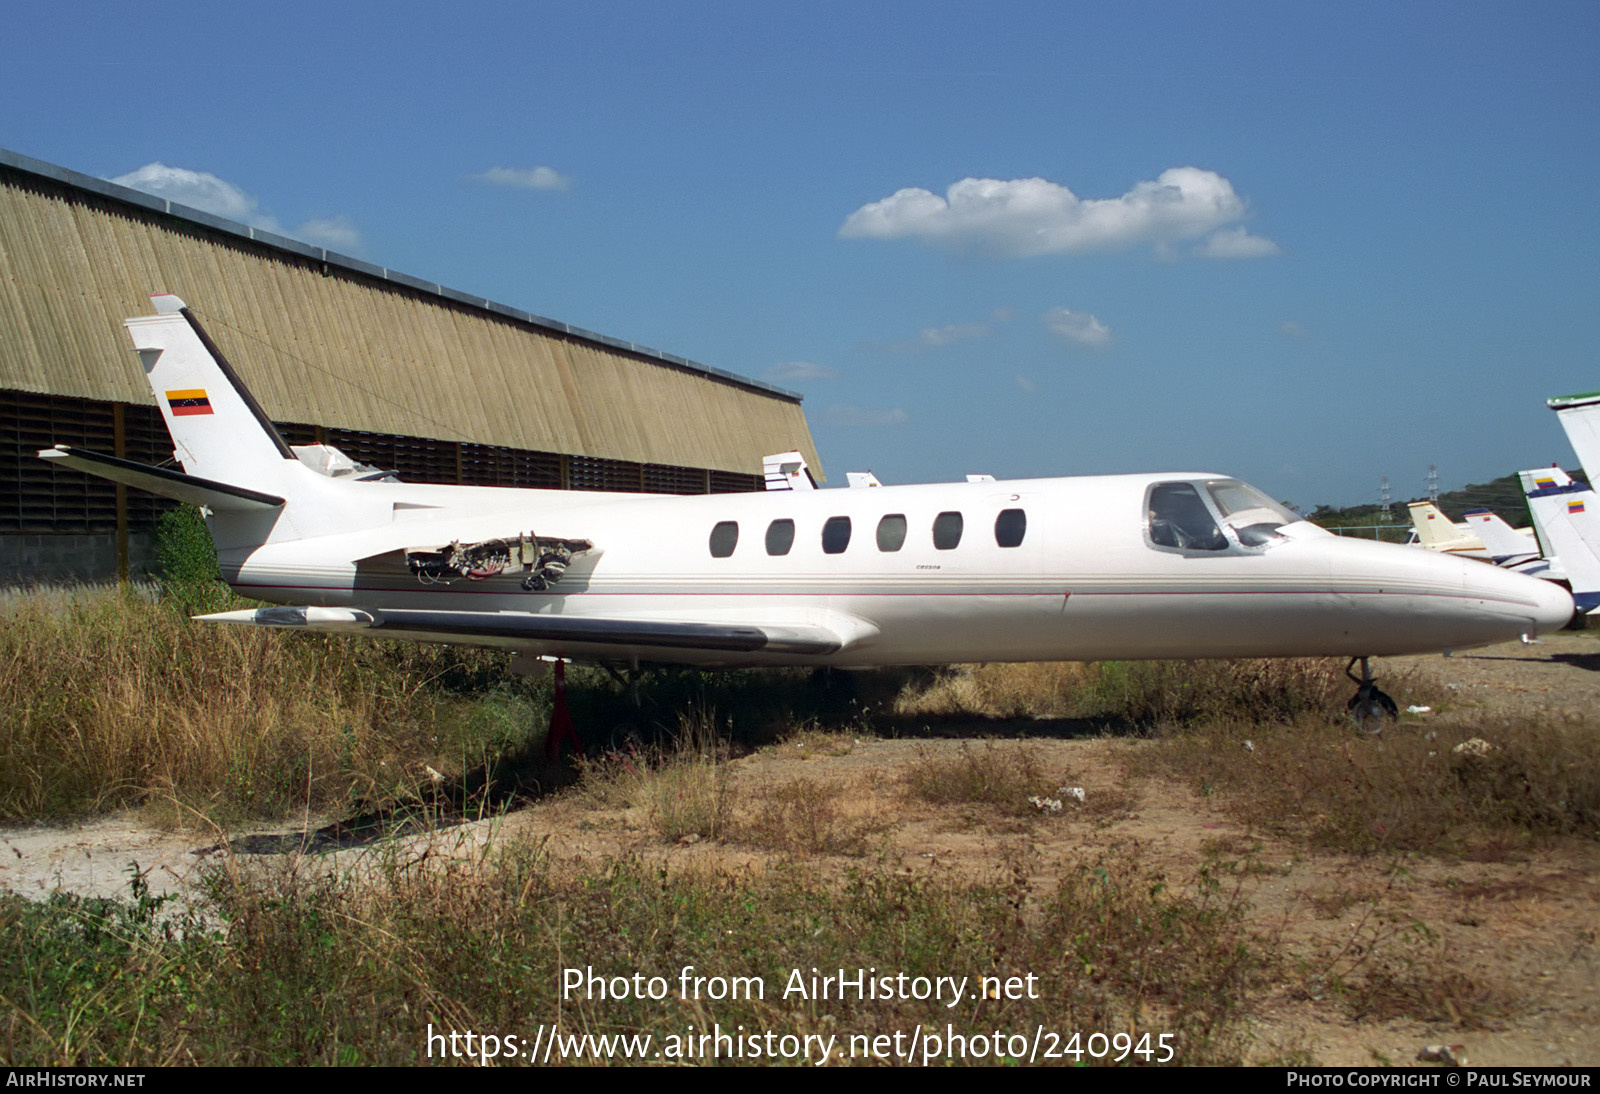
[
  {"xmin": 1462, "ymin": 557, "xmax": 1575, "ymax": 636},
  {"xmin": 1529, "ymin": 572, "xmax": 1578, "ymax": 633}
]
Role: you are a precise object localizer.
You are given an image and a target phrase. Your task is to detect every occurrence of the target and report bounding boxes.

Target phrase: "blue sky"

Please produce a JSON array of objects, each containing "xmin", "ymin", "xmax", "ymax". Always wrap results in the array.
[{"xmin": 4, "ymin": 1, "xmax": 1597, "ymax": 508}]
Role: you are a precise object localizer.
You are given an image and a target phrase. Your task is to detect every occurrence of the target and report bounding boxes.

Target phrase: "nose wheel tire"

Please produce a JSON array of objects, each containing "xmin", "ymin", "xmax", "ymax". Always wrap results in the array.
[{"xmin": 1345, "ymin": 657, "xmax": 1399, "ymax": 732}]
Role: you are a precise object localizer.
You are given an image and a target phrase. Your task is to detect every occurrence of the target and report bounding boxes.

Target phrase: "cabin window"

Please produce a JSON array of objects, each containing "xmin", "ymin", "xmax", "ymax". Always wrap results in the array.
[
  {"xmin": 765, "ymin": 518, "xmax": 795, "ymax": 556},
  {"xmin": 995, "ymin": 508, "xmax": 1026, "ymax": 548},
  {"xmin": 709, "ymin": 521, "xmax": 739, "ymax": 558},
  {"xmin": 932, "ymin": 511, "xmax": 964, "ymax": 550},
  {"xmin": 822, "ymin": 516, "xmax": 852, "ymax": 554},
  {"xmin": 1147, "ymin": 482, "xmax": 1227, "ymax": 551},
  {"xmin": 876, "ymin": 514, "xmax": 907, "ymax": 552}
]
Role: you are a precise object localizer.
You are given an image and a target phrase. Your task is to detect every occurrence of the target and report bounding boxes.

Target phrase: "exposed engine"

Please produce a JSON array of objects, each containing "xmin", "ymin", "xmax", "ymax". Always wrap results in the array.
[{"xmin": 406, "ymin": 533, "xmax": 593, "ymax": 590}]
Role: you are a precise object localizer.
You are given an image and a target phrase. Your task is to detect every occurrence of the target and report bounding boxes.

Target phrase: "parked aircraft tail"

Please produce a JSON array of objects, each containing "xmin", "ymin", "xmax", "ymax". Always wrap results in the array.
[
  {"xmin": 1548, "ymin": 390, "xmax": 1600, "ymax": 483},
  {"xmin": 763, "ymin": 450, "xmax": 817, "ymax": 490},
  {"xmin": 1461, "ymin": 509, "xmax": 1538, "ymax": 564},
  {"xmin": 1519, "ymin": 467, "xmax": 1600, "ymax": 612},
  {"xmin": 126, "ymin": 294, "xmax": 300, "ymax": 484},
  {"xmin": 38, "ymin": 295, "xmax": 380, "ymax": 555},
  {"xmin": 1407, "ymin": 500, "xmax": 1484, "ymax": 554}
]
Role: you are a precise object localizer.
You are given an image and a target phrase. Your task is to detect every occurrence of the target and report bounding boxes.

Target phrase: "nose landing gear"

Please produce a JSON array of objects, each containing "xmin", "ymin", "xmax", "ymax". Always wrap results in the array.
[{"xmin": 1345, "ymin": 656, "xmax": 1398, "ymax": 731}]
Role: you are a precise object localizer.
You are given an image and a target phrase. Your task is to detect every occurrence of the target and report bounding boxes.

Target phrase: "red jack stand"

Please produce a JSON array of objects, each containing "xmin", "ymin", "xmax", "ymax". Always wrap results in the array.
[{"xmin": 543, "ymin": 658, "xmax": 581, "ymax": 761}]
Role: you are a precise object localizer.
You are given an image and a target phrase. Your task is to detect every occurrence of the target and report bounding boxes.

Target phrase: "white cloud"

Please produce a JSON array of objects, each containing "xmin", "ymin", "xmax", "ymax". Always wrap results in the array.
[
  {"xmin": 874, "ymin": 322, "xmax": 992, "ymax": 353},
  {"xmin": 918, "ymin": 323, "xmax": 989, "ymax": 347},
  {"xmin": 1014, "ymin": 373, "xmax": 1036, "ymax": 393},
  {"xmin": 840, "ymin": 167, "xmax": 1275, "ymax": 259},
  {"xmin": 1192, "ymin": 225, "xmax": 1282, "ymax": 259},
  {"xmin": 764, "ymin": 360, "xmax": 838, "ymax": 383},
  {"xmin": 1043, "ymin": 307, "xmax": 1113, "ymax": 349},
  {"xmin": 822, "ymin": 404, "xmax": 909, "ymax": 428},
  {"xmin": 113, "ymin": 163, "xmax": 261, "ymax": 222},
  {"xmin": 1278, "ymin": 320, "xmax": 1306, "ymax": 338},
  {"xmin": 475, "ymin": 165, "xmax": 572, "ymax": 191},
  {"xmin": 295, "ymin": 216, "xmax": 362, "ymax": 252},
  {"xmin": 112, "ymin": 162, "xmax": 364, "ymax": 252}
]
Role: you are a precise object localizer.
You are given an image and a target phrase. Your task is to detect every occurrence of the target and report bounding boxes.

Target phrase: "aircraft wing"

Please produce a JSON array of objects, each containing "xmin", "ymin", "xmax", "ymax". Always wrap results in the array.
[
  {"xmin": 195, "ymin": 605, "xmax": 857, "ymax": 657},
  {"xmin": 37, "ymin": 445, "xmax": 285, "ymax": 511}
]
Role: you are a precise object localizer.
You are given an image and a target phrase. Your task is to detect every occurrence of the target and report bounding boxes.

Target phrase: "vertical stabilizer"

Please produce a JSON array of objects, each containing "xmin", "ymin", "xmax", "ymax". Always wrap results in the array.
[
  {"xmin": 127, "ymin": 294, "xmax": 297, "ymax": 486},
  {"xmin": 1407, "ymin": 501, "xmax": 1485, "ymax": 554},
  {"xmin": 1461, "ymin": 509, "xmax": 1538, "ymax": 564},
  {"xmin": 763, "ymin": 450, "xmax": 817, "ymax": 491},
  {"xmin": 1520, "ymin": 468, "xmax": 1600, "ymax": 611},
  {"xmin": 1549, "ymin": 391, "xmax": 1600, "ymax": 482}
]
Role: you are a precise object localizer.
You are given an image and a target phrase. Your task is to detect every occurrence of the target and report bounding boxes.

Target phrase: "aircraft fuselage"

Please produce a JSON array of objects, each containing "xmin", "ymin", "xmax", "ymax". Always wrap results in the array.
[{"xmin": 216, "ymin": 469, "xmax": 1574, "ymax": 667}]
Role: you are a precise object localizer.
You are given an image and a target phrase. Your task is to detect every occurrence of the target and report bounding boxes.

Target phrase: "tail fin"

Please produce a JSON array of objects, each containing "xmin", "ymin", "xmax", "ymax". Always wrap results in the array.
[
  {"xmin": 1460, "ymin": 508, "xmax": 1539, "ymax": 565},
  {"xmin": 1520, "ymin": 468, "xmax": 1600, "ymax": 612},
  {"xmin": 1548, "ymin": 391, "xmax": 1600, "ymax": 482},
  {"xmin": 763, "ymin": 450, "xmax": 817, "ymax": 491},
  {"xmin": 1406, "ymin": 500, "xmax": 1481, "ymax": 552},
  {"xmin": 127, "ymin": 294, "xmax": 298, "ymax": 485}
]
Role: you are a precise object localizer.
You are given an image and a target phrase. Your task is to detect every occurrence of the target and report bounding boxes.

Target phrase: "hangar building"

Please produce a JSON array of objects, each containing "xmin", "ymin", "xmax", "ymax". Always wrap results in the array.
[{"xmin": 0, "ymin": 149, "xmax": 822, "ymax": 582}]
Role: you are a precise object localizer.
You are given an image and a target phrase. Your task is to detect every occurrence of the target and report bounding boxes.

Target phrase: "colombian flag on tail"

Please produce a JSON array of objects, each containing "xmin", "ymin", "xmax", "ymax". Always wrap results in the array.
[
  {"xmin": 1570, "ymin": 499, "xmax": 1586, "ymax": 514},
  {"xmin": 166, "ymin": 389, "xmax": 213, "ymax": 416}
]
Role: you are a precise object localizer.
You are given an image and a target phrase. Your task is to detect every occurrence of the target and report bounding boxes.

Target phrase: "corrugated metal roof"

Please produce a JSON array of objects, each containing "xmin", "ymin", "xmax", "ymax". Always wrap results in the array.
[{"xmin": 0, "ymin": 148, "xmax": 823, "ymax": 478}]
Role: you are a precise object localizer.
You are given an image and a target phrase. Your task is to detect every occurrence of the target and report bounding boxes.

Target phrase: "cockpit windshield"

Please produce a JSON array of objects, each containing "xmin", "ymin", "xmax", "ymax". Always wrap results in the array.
[
  {"xmin": 1203, "ymin": 480, "xmax": 1298, "ymax": 547},
  {"xmin": 1147, "ymin": 479, "xmax": 1298, "ymax": 551}
]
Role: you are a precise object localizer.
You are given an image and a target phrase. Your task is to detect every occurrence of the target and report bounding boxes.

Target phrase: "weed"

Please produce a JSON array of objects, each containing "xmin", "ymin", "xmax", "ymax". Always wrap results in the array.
[
  {"xmin": 893, "ymin": 657, "xmax": 1364, "ymax": 726},
  {"xmin": 573, "ymin": 708, "xmax": 731, "ymax": 841},
  {"xmin": 904, "ymin": 741, "xmax": 1049, "ymax": 815},
  {"xmin": 0, "ymin": 587, "xmax": 549, "ymax": 824},
  {"xmin": 733, "ymin": 778, "xmax": 879, "ymax": 857},
  {"xmin": 1134, "ymin": 712, "xmax": 1600, "ymax": 854},
  {"xmin": 3, "ymin": 832, "xmax": 1264, "ymax": 1065}
]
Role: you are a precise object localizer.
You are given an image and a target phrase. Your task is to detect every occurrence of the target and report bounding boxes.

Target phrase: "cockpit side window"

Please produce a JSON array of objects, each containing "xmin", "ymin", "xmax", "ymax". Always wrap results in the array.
[
  {"xmin": 1147, "ymin": 482, "xmax": 1228, "ymax": 551},
  {"xmin": 1204, "ymin": 480, "xmax": 1296, "ymax": 547}
]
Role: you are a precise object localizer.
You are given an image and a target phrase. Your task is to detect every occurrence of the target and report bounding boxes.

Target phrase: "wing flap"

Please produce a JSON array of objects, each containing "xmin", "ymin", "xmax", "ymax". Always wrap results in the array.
[{"xmin": 196, "ymin": 606, "xmax": 850, "ymax": 656}]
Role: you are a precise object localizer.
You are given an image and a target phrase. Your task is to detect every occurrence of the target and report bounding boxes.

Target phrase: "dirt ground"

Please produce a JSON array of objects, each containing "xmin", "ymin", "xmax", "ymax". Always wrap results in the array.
[{"xmin": 3, "ymin": 635, "xmax": 1597, "ymax": 1067}]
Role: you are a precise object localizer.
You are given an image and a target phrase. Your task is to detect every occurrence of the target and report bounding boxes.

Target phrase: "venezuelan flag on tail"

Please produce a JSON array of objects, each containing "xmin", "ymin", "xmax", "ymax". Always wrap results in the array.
[{"xmin": 165, "ymin": 388, "xmax": 213, "ymax": 416}]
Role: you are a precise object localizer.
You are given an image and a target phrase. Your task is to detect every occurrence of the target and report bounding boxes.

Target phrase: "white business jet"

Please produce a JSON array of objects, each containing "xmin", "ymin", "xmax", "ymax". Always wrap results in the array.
[{"xmin": 40, "ymin": 296, "xmax": 1574, "ymax": 720}]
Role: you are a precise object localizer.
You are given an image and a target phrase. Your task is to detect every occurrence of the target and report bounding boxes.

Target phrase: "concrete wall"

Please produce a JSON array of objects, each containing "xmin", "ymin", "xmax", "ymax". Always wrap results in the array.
[{"xmin": 0, "ymin": 533, "xmax": 159, "ymax": 586}]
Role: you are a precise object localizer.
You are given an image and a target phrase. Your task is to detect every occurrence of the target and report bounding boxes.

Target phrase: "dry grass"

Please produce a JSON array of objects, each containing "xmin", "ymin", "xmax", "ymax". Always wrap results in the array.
[
  {"xmin": 1134, "ymin": 713, "xmax": 1600, "ymax": 853},
  {"xmin": 10, "ymin": 621, "xmax": 1598, "ymax": 1063},
  {"xmin": 903, "ymin": 741, "xmax": 1051, "ymax": 814},
  {"xmin": 573, "ymin": 709, "xmax": 732, "ymax": 841},
  {"xmin": 895, "ymin": 662, "xmax": 1093, "ymax": 718},
  {"xmin": 733, "ymin": 778, "xmax": 881, "ymax": 857},
  {"xmin": 0, "ymin": 830, "xmax": 1264, "ymax": 1065},
  {"xmin": 0, "ymin": 587, "xmax": 543, "ymax": 824},
  {"xmin": 894, "ymin": 657, "xmax": 1376, "ymax": 725}
]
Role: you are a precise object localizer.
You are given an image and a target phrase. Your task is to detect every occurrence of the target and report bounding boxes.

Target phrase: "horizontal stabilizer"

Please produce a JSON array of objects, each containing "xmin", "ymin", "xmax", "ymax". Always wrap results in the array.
[
  {"xmin": 197, "ymin": 606, "xmax": 852, "ymax": 656},
  {"xmin": 37, "ymin": 445, "xmax": 285, "ymax": 511}
]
